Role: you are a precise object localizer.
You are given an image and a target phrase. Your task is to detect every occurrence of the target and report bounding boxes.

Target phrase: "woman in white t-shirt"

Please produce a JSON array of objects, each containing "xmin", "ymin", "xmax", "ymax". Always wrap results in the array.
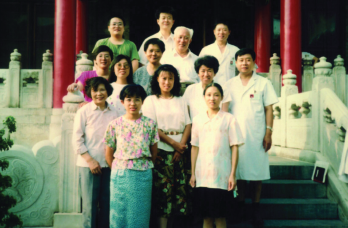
[
  {"xmin": 190, "ymin": 83, "xmax": 244, "ymax": 228},
  {"xmin": 142, "ymin": 64, "xmax": 191, "ymax": 228},
  {"xmin": 107, "ymin": 54, "xmax": 134, "ymax": 116}
]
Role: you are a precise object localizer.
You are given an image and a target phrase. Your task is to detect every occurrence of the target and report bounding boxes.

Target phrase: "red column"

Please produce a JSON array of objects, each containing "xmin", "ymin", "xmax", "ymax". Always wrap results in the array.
[
  {"xmin": 281, "ymin": 0, "xmax": 302, "ymax": 92},
  {"xmin": 254, "ymin": 1, "xmax": 271, "ymax": 73},
  {"xmin": 54, "ymin": 0, "xmax": 76, "ymax": 108},
  {"xmin": 76, "ymin": 0, "xmax": 88, "ymax": 55}
]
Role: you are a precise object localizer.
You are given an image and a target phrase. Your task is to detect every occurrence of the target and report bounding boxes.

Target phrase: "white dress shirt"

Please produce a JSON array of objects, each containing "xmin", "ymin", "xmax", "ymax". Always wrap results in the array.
[
  {"xmin": 161, "ymin": 49, "xmax": 199, "ymax": 83},
  {"xmin": 142, "ymin": 95, "xmax": 191, "ymax": 151},
  {"xmin": 73, "ymin": 102, "xmax": 119, "ymax": 167},
  {"xmin": 138, "ymin": 31, "xmax": 175, "ymax": 65}
]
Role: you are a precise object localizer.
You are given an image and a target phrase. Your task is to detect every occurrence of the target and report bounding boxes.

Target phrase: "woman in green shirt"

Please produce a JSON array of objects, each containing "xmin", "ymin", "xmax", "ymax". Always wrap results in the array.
[{"xmin": 93, "ymin": 16, "xmax": 140, "ymax": 72}]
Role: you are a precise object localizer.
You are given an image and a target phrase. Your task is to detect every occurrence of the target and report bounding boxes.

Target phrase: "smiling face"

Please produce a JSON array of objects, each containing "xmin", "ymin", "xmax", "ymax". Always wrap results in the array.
[
  {"xmin": 157, "ymin": 71, "xmax": 175, "ymax": 94},
  {"xmin": 114, "ymin": 58, "xmax": 130, "ymax": 80},
  {"xmin": 174, "ymin": 28, "xmax": 191, "ymax": 53},
  {"xmin": 121, "ymin": 96, "xmax": 143, "ymax": 114},
  {"xmin": 235, "ymin": 54, "xmax": 255, "ymax": 76},
  {"xmin": 91, "ymin": 83, "xmax": 108, "ymax": 107},
  {"xmin": 214, "ymin": 23, "xmax": 231, "ymax": 43},
  {"xmin": 157, "ymin": 13, "xmax": 174, "ymax": 30},
  {"xmin": 94, "ymin": 51, "xmax": 112, "ymax": 69},
  {"xmin": 198, "ymin": 65, "xmax": 215, "ymax": 86},
  {"xmin": 204, "ymin": 86, "xmax": 223, "ymax": 110},
  {"xmin": 108, "ymin": 17, "xmax": 125, "ymax": 36},
  {"xmin": 145, "ymin": 44, "xmax": 163, "ymax": 64}
]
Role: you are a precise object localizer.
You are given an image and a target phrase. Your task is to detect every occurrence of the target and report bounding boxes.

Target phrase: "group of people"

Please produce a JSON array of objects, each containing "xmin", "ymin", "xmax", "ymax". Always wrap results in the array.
[{"xmin": 70, "ymin": 5, "xmax": 278, "ymax": 228}]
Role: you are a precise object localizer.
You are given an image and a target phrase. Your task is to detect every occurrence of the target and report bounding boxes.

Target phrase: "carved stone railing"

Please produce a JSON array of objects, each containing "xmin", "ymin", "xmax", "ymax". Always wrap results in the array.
[
  {"xmin": 268, "ymin": 53, "xmax": 281, "ymax": 97},
  {"xmin": 332, "ymin": 55, "xmax": 347, "ymax": 106},
  {"xmin": 302, "ymin": 54, "xmax": 314, "ymax": 92},
  {"xmin": 75, "ymin": 52, "xmax": 93, "ymax": 80}
]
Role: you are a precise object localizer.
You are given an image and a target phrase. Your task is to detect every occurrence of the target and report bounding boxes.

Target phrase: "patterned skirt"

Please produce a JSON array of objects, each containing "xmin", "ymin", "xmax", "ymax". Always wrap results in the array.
[
  {"xmin": 110, "ymin": 168, "xmax": 152, "ymax": 228},
  {"xmin": 152, "ymin": 149, "xmax": 189, "ymax": 218}
]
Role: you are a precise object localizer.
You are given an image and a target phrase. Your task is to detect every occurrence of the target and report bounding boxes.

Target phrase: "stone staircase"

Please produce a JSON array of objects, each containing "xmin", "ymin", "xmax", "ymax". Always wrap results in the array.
[{"xmin": 228, "ymin": 155, "xmax": 348, "ymax": 228}]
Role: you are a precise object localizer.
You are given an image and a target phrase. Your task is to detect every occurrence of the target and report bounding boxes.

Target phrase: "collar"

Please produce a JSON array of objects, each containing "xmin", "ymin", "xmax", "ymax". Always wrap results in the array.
[
  {"xmin": 91, "ymin": 101, "xmax": 112, "ymax": 111},
  {"xmin": 156, "ymin": 31, "xmax": 174, "ymax": 40},
  {"xmin": 173, "ymin": 49, "xmax": 192, "ymax": 59},
  {"xmin": 202, "ymin": 109, "xmax": 224, "ymax": 124}
]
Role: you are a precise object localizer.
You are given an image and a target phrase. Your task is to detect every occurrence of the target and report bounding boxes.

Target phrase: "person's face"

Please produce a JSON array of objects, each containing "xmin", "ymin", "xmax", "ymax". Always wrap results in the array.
[
  {"xmin": 235, "ymin": 54, "xmax": 255, "ymax": 75},
  {"xmin": 174, "ymin": 28, "xmax": 191, "ymax": 52},
  {"xmin": 121, "ymin": 96, "xmax": 143, "ymax": 114},
  {"xmin": 214, "ymin": 24, "xmax": 230, "ymax": 43},
  {"xmin": 157, "ymin": 71, "xmax": 175, "ymax": 94},
  {"xmin": 157, "ymin": 13, "xmax": 174, "ymax": 30},
  {"xmin": 145, "ymin": 44, "xmax": 163, "ymax": 64},
  {"xmin": 94, "ymin": 51, "xmax": 112, "ymax": 69},
  {"xmin": 198, "ymin": 65, "xmax": 215, "ymax": 86},
  {"xmin": 114, "ymin": 59, "xmax": 130, "ymax": 80},
  {"xmin": 204, "ymin": 86, "xmax": 223, "ymax": 110},
  {"xmin": 108, "ymin": 17, "xmax": 125, "ymax": 36},
  {"xmin": 91, "ymin": 84, "xmax": 108, "ymax": 106}
]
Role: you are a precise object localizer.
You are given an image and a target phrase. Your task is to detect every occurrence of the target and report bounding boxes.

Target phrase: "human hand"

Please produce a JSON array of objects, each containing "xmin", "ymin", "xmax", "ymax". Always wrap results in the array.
[
  {"xmin": 67, "ymin": 83, "xmax": 78, "ymax": 92},
  {"xmin": 171, "ymin": 151, "xmax": 182, "ymax": 163},
  {"xmin": 190, "ymin": 174, "xmax": 196, "ymax": 188},
  {"xmin": 228, "ymin": 174, "xmax": 236, "ymax": 191},
  {"xmin": 172, "ymin": 142, "xmax": 187, "ymax": 154},
  {"xmin": 263, "ymin": 132, "xmax": 272, "ymax": 152},
  {"xmin": 87, "ymin": 158, "xmax": 102, "ymax": 175}
]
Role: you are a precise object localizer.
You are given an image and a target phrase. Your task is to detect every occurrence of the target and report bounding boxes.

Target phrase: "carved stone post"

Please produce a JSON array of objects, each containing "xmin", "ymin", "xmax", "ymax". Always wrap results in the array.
[
  {"xmin": 302, "ymin": 54, "xmax": 314, "ymax": 92},
  {"xmin": 59, "ymin": 91, "xmax": 84, "ymax": 214},
  {"xmin": 41, "ymin": 50, "xmax": 53, "ymax": 108},
  {"xmin": 332, "ymin": 55, "xmax": 347, "ymax": 105},
  {"xmin": 75, "ymin": 53, "xmax": 93, "ymax": 81},
  {"xmin": 9, "ymin": 49, "xmax": 21, "ymax": 107},
  {"xmin": 269, "ymin": 53, "xmax": 281, "ymax": 97},
  {"xmin": 280, "ymin": 69, "xmax": 298, "ymax": 147}
]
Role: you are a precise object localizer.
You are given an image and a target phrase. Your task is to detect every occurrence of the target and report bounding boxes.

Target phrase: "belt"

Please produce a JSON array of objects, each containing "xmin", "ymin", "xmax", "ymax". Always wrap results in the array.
[{"xmin": 160, "ymin": 130, "xmax": 182, "ymax": 135}]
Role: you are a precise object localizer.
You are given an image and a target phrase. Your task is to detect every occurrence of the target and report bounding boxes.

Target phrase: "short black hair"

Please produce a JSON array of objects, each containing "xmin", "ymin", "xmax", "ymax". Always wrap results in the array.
[
  {"xmin": 144, "ymin": 38, "xmax": 165, "ymax": 53},
  {"xmin": 120, "ymin": 84, "xmax": 147, "ymax": 102},
  {"xmin": 235, "ymin": 48, "xmax": 256, "ymax": 61},
  {"xmin": 85, "ymin": 77, "xmax": 113, "ymax": 99},
  {"xmin": 110, "ymin": 54, "xmax": 134, "ymax": 84},
  {"xmin": 151, "ymin": 64, "xmax": 181, "ymax": 97},
  {"xmin": 92, "ymin": 45, "xmax": 114, "ymax": 61},
  {"xmin": 194, "ymin": 55, "xmax": 219, "ymax": 74},
  {"xmin": 108, "ymin": 16, "xmax": 126, "ymax": 26},
  {"xmin": 203, "ymin": 82, "xmax": 224, "ymax": 97},
  {"xmin": 155, "ymin": 6, "xmax": 176, "ymax": 20},
  {"xmin": 214, "ymin": 18, "xmax": 231, "ymax": 31}
]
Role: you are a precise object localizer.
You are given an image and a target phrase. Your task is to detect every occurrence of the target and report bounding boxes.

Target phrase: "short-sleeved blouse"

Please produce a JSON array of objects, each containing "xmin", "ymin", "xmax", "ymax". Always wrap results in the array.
[
  {"xmin": 76, "ymin": 71, "xmax": 98, "ymax": 102},
  {"xmin": 142, "ymin": 95, "xmax": 191, "ymax": 151},
  {"xmin": 107, "ymin": 83, "xmax": 127, "ymax": 116},
  {"xmin": 104, "ymin": 115, "xmax": 159, "ymax": 170},
  {"xmin": 133, "ymin": 65, "xmax": 153, "ymax": 95},
  {"xmin": 93, "ymin": 38, "xmax": 140, "ymax": 61},
  {"xmin": 191, "ymin": 110, "xmax": 244, "ymax": 190}
]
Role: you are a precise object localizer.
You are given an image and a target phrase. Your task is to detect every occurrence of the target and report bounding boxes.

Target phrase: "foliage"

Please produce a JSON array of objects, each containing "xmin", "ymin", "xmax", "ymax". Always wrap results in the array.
[{"xmin": 0, "ymin": 117, "xmax": 22, "ymax": 228}]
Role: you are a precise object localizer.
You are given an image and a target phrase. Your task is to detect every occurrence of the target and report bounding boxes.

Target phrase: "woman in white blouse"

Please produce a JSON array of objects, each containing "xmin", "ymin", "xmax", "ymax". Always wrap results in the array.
[
  {"xmin": 142, "ymin": 64, "xmax": 191, "ymax": 228},
  {"xmin": 107, "ymin": 54, "xmax": 134, "ymax": 116},
  {"xmin": 190, "ymin": 83, "xmax": 243, "ymax": 228},
  {"xmin": 72, "ymin": 77, "xmax": 119, "ymax": 228}
]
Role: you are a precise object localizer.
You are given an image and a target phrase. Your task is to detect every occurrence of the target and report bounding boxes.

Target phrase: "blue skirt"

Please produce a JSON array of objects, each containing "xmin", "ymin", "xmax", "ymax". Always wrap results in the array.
[{"xmin": 110, "ymin": 168, "xmax": 152, "ymax": 228}]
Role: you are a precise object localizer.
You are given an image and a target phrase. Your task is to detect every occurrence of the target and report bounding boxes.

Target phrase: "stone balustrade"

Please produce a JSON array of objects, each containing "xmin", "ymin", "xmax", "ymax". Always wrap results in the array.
[{"xmin": 269, "ymin": 53, "xmax": 281, "ymax": 97}]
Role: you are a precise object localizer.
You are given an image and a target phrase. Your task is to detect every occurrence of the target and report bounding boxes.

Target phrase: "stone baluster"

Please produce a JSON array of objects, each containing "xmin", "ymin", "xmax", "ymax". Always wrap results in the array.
[
  {"xmin": 76, "ymin": 50, "xmax": 83, "ymax": 61},
  {"xmin": 332, "ymin": 55, "xmax": 347, "ymax": 105},
  {"xmin": 273, "ymin": 106, "xmax": 281, "ymax": 119},
  {"xmin": 302, "ymin": 54, "xmax": 314, "ymax": 92},
  {"xmin": 59, "ymin": 91, "xmax": 84, "ymax": 213},
  {"xmin": 289, "ymin": 103, "xmax": 300, "ymax": 119},
  {"xmin": 336, "ymin": 127, "xmax": 346, "ymax": 142},
  {"xmin": 323, "ymin": 108, "xmax": 334, "ymax": 123},
  {"xmin": 39, "ymin": 50, "xmax": 53, "ymax": 108},
  {"xmin": 75, "ymin": 53, "xmax": 93, "ymax": 80},
  {"xmin": 300, "ymin": 100, "xmax": 311, "ymax": 118},
  {"xmin": 269, "ymin": 53, "xmax": 281, "ymax": 97},
  {"xmin": 313, "ymin": 57, "xmax": 334, "ymax": 91},
  {"xmin": 8, "ymin": 49, "xmax": 21, "ymax": 107}
]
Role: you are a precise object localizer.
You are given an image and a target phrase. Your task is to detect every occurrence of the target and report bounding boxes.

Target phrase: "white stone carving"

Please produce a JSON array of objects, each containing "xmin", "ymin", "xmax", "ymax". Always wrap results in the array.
[
  {"xmin": 283, "ymin": 69, "xmax": 297, "ymax": 85},
  {"xmin": 336, "ymin": 127, "xmax": 346, "ymax": 142},
  {"xmin": 9, "ymin": 49, "xmax": 21, "ymax": 108},
  {"xmin": 273, "ymin": 105, "xmax": 281, "ymax": 119},
  {"xmin": 0, "ymin": 69, "xmax": 9, "ymax": 107},
  {"xmin": 300, "ymin": 101, "xmax": 311, "ymax": 118},
  {"xmin": 269, "ymin": 53, "xmax": 281, "ymax": 97},
  {"xmin": 332, "ymin": 55, "xmax": 347, "ymax": 106},
  {"xmin": 75, "ymin": 53, "xmax": 93, "ymax": 80},
  {"xmin": 314, "ymin": 57, "xmax": 332, "ymax": 77},
  {"xmin": 303, "ymin": 54, "xmax": 314, "ymax": 92},
  {"xmin": 289, "ymin": 103, "xmax": 300, "ymax": 119},
  {"xmin": 324, "ymin": 109, "xmax": 334, "ymax": 123},
  {"xmin": 20, "ymin": 70, "xmax": 40, "ymax": 108}
]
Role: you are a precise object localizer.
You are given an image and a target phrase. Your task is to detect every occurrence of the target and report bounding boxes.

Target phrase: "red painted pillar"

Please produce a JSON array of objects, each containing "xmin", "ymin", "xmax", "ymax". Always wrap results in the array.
[
  {"xmin": 280, "ymin": 0, "xmax": 302, "ymax": 92},
  {"xmin": 254, "ymin": 1, "xmax": 271, "ymax": 73},
  {"xmin": 54, "ymin": 0, "xmax": 76, "ymax": 108},
  {"xmin": 76, "ymin": 0, "xmax": 88, "ymax": 55}
]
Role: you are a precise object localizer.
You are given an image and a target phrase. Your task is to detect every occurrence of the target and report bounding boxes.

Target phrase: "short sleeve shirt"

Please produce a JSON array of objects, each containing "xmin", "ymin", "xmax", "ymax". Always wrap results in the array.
[
  {"xmin": 191, "ymin": 110, "xmax": 244, "ymax": 190},
  {"xmin": 133, "ymin": 65, "xmax": 153, "ymax": 95},
  {"xmin": 104, "ymin": 115, "xmax": 159, "ymax": 170},
  {"xmin": 93, "ymin": 38, "xmax": 140, "ymax": 61}
]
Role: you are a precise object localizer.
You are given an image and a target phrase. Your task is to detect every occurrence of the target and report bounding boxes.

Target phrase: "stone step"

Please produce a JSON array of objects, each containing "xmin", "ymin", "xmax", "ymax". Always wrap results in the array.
[
  {"xmin": 244, "ymin": 199, "xmax": 338, "ymax": 219},
  {"xmin": 227, "ymin": 220, "xmax": 348, "ymax": 228},
  {"xmin": 257, "ymin": 180, "xmax": 327, "ymax": 198},
  {"xmin": 269, "ymin": 155, "xmax": 314, "ymax": 180}
]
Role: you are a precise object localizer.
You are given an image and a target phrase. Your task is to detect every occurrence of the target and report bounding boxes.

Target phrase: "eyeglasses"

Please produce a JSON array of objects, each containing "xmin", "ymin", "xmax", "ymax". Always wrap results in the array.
[{"xmin": 116, "ymin": 64, "xmax": 130, "ymax": 69}]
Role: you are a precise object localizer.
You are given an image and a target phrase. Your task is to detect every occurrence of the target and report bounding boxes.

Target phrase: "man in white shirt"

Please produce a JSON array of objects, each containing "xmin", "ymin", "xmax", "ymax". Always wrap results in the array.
[
  {"xmin": 161, "ymin": 26, "xmax": 199, "ymax": 95},
  {"xmin": 138, "ymin": 6, "xmax": 176, "ymax": 66}
]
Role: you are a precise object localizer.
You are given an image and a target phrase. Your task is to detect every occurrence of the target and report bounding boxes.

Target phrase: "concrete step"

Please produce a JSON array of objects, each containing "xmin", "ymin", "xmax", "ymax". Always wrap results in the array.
[
  {"xmin": 244, "ymin": 199, "xmax": 338, "ymax": 219},
  {"xmin": 269, "ymin": 155, "xmax": 314, "ymax": 180},
  {"xmin": 227, "ymin": 220, "xmax": 348, "ymax": 228}
]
